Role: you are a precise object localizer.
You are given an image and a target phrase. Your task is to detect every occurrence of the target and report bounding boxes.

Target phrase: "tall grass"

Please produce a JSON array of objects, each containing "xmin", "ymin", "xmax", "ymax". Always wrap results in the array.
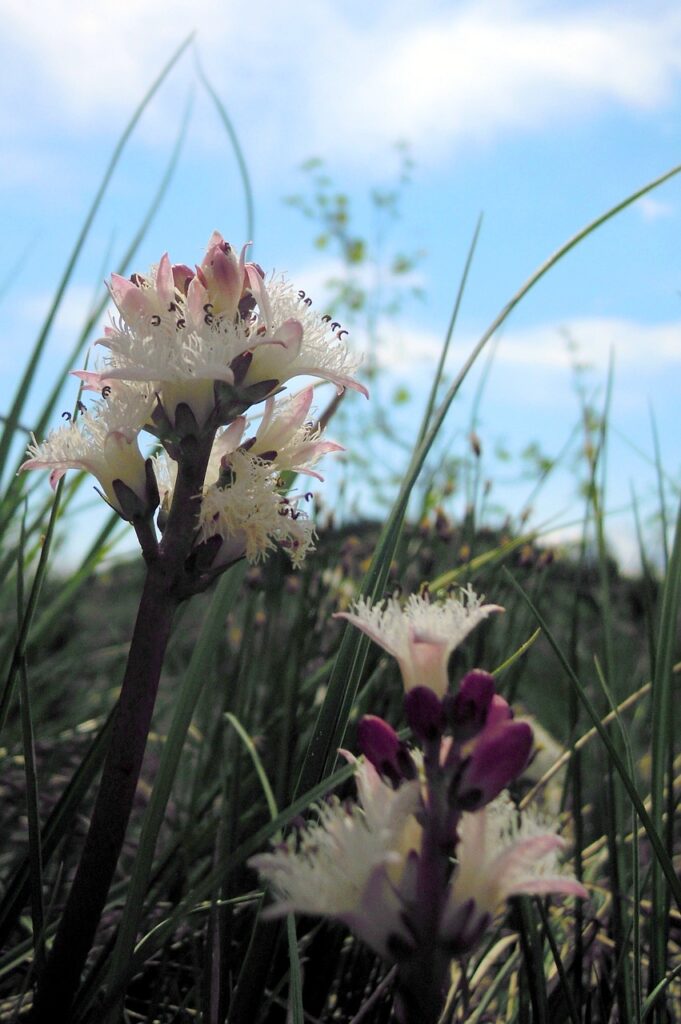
[{"xmin": 0, "ymin": 47, "xmax": 680, "ymax": 1024}]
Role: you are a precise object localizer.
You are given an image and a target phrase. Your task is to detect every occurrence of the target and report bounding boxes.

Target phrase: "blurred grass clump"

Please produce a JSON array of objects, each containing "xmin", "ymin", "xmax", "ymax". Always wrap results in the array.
[{"xmin": 1, "ymin": 40, "xmax": 680, "ymax": 1024}]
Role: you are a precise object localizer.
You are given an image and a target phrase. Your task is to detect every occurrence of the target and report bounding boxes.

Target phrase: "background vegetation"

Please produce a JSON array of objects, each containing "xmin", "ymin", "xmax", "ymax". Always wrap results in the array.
[{"xmin": 0, "ymin": 45, "xmax": 679, "ymax": 1023}]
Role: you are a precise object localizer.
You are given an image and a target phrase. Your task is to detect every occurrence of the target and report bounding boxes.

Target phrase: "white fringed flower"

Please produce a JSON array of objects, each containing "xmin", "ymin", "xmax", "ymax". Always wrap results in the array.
[
  {"xmin": 250, "ymin": 756, "xmax": 422, "ymax": 958},
  {"xmin": 198, "ymin": 450, "xmax": 316, "ymax": 568},
  {"xmin": 20, "ymin": 384, "xmax": 154, "ymax": 516},
  {"xmin": 94, "ymin": 235, "xmax": 367, "ymax": 426},
  {"xmin": 441, "ymin": 793, "xmax": 588, "ymax": 948},
  {"xmin": 243, "ymin": 273, "xmax": 368, "ymax": 398},
  {"xmin": 251, "ymin": 764, "xmax": 587, "ymax": 963},
  {"xmin": 212, "ymin": 385, "xmax": 344, "ymax": 481},
  {"xmin": 335, "ymin": 587, "xmax": 503, "ymax": 696},
  {"xmin": 153, "ymin": 385, "xmax": 343, "ymax": 568}
]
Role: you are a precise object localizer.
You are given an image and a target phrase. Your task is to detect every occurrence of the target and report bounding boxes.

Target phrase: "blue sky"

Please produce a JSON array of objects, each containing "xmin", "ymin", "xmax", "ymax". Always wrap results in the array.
[{"xmin": 2, "ymin": 0, "xmax": 680, "ymax": 568}]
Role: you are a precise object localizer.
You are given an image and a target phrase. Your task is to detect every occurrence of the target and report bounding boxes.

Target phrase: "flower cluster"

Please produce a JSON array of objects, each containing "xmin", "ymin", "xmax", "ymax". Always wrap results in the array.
[
  {"xmin": 21, "ymin": 234, "xmax": 364, "ymax": 572},
  {"xmin": 251, "ymin": 589, "xmax": 587, "ymax": 1022},
  {"xmin": 94, "ymin": 232, "xmax": 366, "ymax": 428}
]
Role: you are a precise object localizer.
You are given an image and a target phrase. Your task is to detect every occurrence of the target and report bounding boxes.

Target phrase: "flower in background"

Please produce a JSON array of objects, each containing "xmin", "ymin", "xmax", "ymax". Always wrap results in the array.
[
  {"xmin": 442, "ymin": 793, "xmax": 588, "ymax": 951},
  {"xmin": 251, "ymin": 757, "xmax": 586, "ymax": 963},
  {"xmin": 250, "ymin": 756, "xmax": 422, "ymax": 959},
  {"xmin": 252, "ymin": 596, "xmax": 587, "ymax": 1021},
  {"xmin": 335, "ymin": 587, "xmax": 502, "ymax": 696}
]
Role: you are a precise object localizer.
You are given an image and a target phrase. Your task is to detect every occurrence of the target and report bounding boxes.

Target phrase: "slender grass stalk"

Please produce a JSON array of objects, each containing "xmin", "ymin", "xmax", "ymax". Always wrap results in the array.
[
  {"xmin": 649, "ymin": 405, "xmax": 669, "ymax": 571},
  {"xmin": 649, "ymin": 498, "xmax": 681, "ymax": 1015},
  {"xmin": 503, "ymin": 566, "xmax": 681, "ymax": 912},
  {"xmin": 285, "ymin": 915, "xmax": 304, "ymax": 1023},
  {"xmin": 195, "ymin": 52, "xmax": 255, "ymax": 243},
  {"xmin": 594, "ymin": 655, "xmax": 642, "ymax": 1021},
  {"xmin": 514, "ymin": 897, "xmax": 548, "ymax": 1024},
  {"xmin": 97, "ymin": 762, "xmax": 356, "ymax": 1015},
  {"xmin": 16, "ymin": 514, "xmax": 45, "ymax": 977},
  {"xmin": 0, "ymin": 34, "xmax": 193, "ymax": 487},
  {"xmin": 298, "ymin": 159, "xmax": 681, "ymax": 797},
  {"xmin": 417, "ymin": 213, "xmax": 483, "ymax": 444},
  {"xmin": 590, "ymin": 355, "xmax": 634, "ymax": 1020},
  {"xmin": 0, "ymin": 476, "xmax": 66, "ymax": 736},
  {"xmin": 534, "ymin": 898, "xmax": 581, "ymax": 1024},
  {"xmin": 0, "ymin": 707, "xmax": 116, "ymax": 946}
]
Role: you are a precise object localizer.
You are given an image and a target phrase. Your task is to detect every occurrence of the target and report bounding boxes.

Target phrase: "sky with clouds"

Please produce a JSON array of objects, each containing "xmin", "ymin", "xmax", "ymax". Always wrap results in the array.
[{"xmin": 2, "ymin": 0, "xmax": 680, "ymax": 567}]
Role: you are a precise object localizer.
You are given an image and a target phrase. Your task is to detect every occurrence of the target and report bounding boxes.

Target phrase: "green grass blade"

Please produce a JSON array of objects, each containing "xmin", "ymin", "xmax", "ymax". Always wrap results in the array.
[
  {"xmin": 503, "ymin": 566, "xmax": 681, "ymax": 913},
  {"xmin": 0, "ymin": 708, "xmax": 116, "ymax": 944},
  {"xmin": 417, "ymin": 213, "xmax": 482, "ymax": 443},
  {"xmin": 0, "ymin": 477, "xmax": 67, "ymax": 735},
  {"xmin": 298, "ymin": 162, "xmax": 681, "ymax": 798},
  {"xmin": 0, "ymin": 33, "xmax": 194, "ymax": 485},
  {"xmin": 286, "ymin": 915, "xmax": 304, "ymax": 1024},
  {"xmin": 20, "ymin": 91, "xmax": 194, "ymax": 468},
  {"xmin": 534, "ymin": 898, "xmax": 581, "ymax": 1024},
  {"xmin": 640, "ymin": 963, "xmax": 681, "ymax": 1021},
  {"xmin": 18, "ymin": 658, "xmax": 45, "ymax": 975},
  {"xmin": 224, "ymin": 712, "xmax": 278, "ymax": 822},
  {"xmin": 593, "ymin": 655, "xmax": 642, "ymax": 1020},
  {"xmin": 15, "ymin": 513, "xmax": 46, "ymax": 974},
  {"xmin": 649, "ymin": 497, "xmax": 681, "ymax": 1007},
  {"xmin": 514, "ymin": 897, "xmax": 548, "ymax": 1024},
  {"xmin": 649, "ymin": 404, "xmax": 669, "ymax": 570},
  {"xmin": 195, "ymin": 52, "xmax": 255, "ymax": 242}
]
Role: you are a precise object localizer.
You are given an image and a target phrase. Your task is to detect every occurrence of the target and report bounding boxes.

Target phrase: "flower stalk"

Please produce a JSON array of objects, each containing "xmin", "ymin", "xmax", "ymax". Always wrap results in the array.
[
  {"xmin": 252, "ymin": 591, "xmax": 588, "ymax": 1024},
  {"xmin": 22, "ymin": 232, "xmax": 362, "ymax": 1020}
]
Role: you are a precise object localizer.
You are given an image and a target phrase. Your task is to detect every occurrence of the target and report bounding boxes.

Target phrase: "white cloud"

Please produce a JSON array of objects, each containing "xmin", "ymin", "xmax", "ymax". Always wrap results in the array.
[
  {"xmin": 493, "ymin": 317, "xmax": 681, "ymax": 370},
  {"xmin": 366, "ymin": 315, "xmax": 681, "ymax": 382},
  {"xmin": 3, "ymin": 2, "xmax": 681, "ymax": 172},
  {"xmin": 637, "ymin": 196, "xmax": 676, "ymax": 221}
]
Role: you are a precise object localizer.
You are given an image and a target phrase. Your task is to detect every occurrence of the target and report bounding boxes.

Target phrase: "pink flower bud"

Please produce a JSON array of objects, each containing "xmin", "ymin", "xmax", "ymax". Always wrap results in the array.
[{"xmin": 457, "ymin": 720, "xmax": 533, "ymax": 811}]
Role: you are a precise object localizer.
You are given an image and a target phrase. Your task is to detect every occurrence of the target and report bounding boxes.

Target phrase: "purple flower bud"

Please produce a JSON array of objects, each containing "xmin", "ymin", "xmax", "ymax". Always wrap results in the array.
[
  {"xmin": 404, "ymin": 686, "xmax": 445, "ymax": 741},
  {"xmin": 446, "ymin": 670, "xmax": 495, "ymax": 741},
  {"xmin": 357, "ymin": 716, "xmax": 415, "ymax": 785},
  {"xmin": 456, "ymin": 720, "xmax": 533, "ymax": 811}
]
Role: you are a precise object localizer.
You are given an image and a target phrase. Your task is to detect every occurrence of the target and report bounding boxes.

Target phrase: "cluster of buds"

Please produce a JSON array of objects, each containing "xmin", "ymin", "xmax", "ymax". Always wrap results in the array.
[
  {"xmin": 251, "ymin": 589, "xmax": 587, "ymax": 1022},
  {"xmin": 21, "ymin": 233, "xmax": 366, "ymax": 577}
]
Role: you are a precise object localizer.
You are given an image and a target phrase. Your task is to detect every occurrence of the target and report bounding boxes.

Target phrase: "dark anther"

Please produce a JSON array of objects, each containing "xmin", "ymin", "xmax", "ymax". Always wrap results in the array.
[
  {"xmin": 304, "ymin": 297, "xmax": 312, "ymax": 306},
  {"xmin": 102, "ymin": 386, "xmax": 112, "ymax": 399},
  {"xmin": 76, "ymin": 401, "xmax": 87, "ymax": 414},
  {"xmin": 321, "ymin": 314, "xmax": 332, "ymax": 323},
  {"xmin": 151, "ymin": 315, "xmax": 161, "ymax": 326},
  {"xmin": 61, "ymin": 411, "xmax": 71, "ymax": 421},
  {"xmin": 204, "ymin": 313, "xmax": 214, "ymax": 325},
  {"xmin": 176, "ymin": 318, "xmax": 186, "ymax": 330},
  {"xmin": 130, "ymin": 273, "xmax": 144, "ymax": 287},
  {"xmin": 298, "ymin": 290, "xmax": 306, "ymax": 299},
  {"xmin": 331, "ymin": 322, "xmax": 341, "ymax": 331},
  {"xmin": 168, "ymin": 301, "xmax": 177, "ymax": 312},
  {"xmin": 304, "ymin": 492, "xmax": 313, "ymax": 501},
  {"xmin": 203, "ymin": 303, "xmax": 214, "ymax": 312},
  {"xmin": 337, "ymin": 329, "xmax": 349, "ymax": 339}
]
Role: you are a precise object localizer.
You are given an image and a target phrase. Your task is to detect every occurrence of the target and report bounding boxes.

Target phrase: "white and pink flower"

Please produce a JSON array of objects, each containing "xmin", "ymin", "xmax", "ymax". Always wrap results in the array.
[
  {"xmin": 92, "ymin": 232, "xmax": 367, "ymax": 426},
  {"xmin": 335, "ymin": 587, "xmax": 503, "ymax": 697}
]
